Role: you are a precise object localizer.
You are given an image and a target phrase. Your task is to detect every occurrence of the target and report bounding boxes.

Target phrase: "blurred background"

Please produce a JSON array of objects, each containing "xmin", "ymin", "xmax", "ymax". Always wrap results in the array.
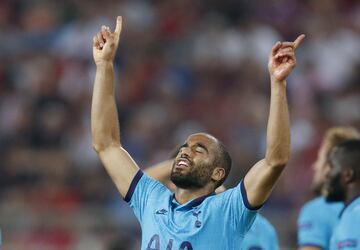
[{"xmin": 0, "ymin": 0, "xmax": 360, "ymax": 249}]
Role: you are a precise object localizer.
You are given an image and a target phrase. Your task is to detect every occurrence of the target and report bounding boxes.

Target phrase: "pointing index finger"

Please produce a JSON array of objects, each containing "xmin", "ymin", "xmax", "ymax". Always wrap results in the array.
[
  {"xmin": 114, "ymin": 16, "xmax": 122, "ymax": 37},
  {"xmin": 293, "ymin": 34, "xmax": 305, "ymax": 49}
]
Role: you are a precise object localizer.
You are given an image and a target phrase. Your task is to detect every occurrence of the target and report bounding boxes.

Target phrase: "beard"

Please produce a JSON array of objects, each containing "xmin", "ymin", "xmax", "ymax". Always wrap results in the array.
[
  {"xmin": 323, "ymin": 175, "xmax": 346, "ymax": 202},
  {"xmin": 170, "ymin": 161, "xmax": 213, "ymax": 189}
]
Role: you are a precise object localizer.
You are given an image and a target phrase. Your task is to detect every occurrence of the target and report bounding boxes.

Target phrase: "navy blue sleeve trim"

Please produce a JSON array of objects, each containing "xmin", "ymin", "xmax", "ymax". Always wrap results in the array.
[
  {"xmin": 240, "ymin": 181, "xmax": 263, "ymax": 210},
  {"xmin": 124, "ymin": 170, "xmax": 144, "ymax": 203},
  {"xmin": 298, "ymin": 244, "xmax": 324, "ymax": 249}
]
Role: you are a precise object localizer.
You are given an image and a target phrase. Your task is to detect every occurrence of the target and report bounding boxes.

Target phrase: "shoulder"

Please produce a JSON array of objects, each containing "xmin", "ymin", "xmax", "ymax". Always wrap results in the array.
[
  {"xmin": 341, "ymin": 202, "xmax": 360, "ymax": 224},
  {"xmin": 298, "ymin": 197, "xmax": 328, "ymax": 232},
  {"xmin": 214, "ymin": 181, "xmax": 262, "ymax": 211},
  {"xmin": 125, "ymin": 171, "xmax": 171, "ymax": 202},
  {"xmin": 202, "ymin": 183, "xmax": 254, "ymax": 214},
  {"xmin": 298, "ymin": 196, "xmax": 343, "ymax": 237},
  {"xmin": 299, "ymin": 197, "xmax": 342, "ymax": 219},
  {"xmin": 298, "ymin": 197, "xmax": 321, "ymax": 222},
  {"xmin": 210, "ymin": 183, "xmax": 242, "ymax": 202},
  {"xmin": 140, "ymin": 173, "xmax": 171, "ymax": 196},
  {"xmin": 301, "ymin": 197, "xmax": 326, "ymax": 211}
]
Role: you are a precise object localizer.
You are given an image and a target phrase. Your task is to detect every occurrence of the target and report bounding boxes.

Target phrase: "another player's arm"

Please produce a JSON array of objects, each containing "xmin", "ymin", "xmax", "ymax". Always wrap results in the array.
[
  {"xmin": 145, "ymin": 159, "xmax": 226, "ymax": 193},
  {"xmin": 244, "ymin": 35, "xmax": 306, "ymax": 207},
  {"xmin": 144, "ymin": 146, "xmax": 179, "ymax": 188},
  {"xmin": 92, "ymin": 16, "xmax": 139, "ymax": 198},
  {"xmin": 145, "ymin": 160, "xmax": 174, "ymax": 188}
]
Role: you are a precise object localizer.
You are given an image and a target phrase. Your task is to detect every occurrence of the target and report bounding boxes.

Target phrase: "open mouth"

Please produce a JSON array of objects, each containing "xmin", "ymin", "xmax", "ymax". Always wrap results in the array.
[{"xmin": 175, "ymin": 158, "xmax": 192, "ymax": 169}]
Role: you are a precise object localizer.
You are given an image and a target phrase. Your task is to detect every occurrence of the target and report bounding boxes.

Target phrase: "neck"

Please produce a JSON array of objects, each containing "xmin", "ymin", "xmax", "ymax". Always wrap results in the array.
[
  {"xmin": 345, "ymin": 182, "xmax": 360, "ymax": 204},
  {"xmin": 174, "ymin": 185, "xmax": 214, "ymax": 205}
]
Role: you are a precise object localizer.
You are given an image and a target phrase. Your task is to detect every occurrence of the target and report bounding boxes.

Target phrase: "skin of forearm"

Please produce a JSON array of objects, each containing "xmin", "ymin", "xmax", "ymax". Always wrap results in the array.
[
  {"xmin": 265, "ymin": 78, "xmax": 290, "ymax": 168},
  {"xmin": 145, "ymin": 160, "xmax": 174, "ymax": 184},
  {"xmin": 91, "ymin": 62, "xmax": 121, "ymax": 152}
]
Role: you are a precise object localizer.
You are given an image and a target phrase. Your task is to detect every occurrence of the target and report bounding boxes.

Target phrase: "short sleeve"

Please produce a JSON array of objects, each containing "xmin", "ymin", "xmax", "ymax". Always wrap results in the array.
[
  {"xmin": 124, "ymin": 170, "xmax": 168, "ymax": 222},
  {"xmin": 216, "ymin": 181, "xmax": 260, "ymax": 237},
  {"xmin": 297, "ymin": 203, "xmax": 328, "ymax": 249}
]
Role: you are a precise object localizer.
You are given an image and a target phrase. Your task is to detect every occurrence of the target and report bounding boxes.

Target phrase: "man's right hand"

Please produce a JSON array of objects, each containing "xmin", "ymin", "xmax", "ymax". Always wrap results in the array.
[{"xmin": 93, "ymin": 16, "xmax": 122, "ymax": 65}]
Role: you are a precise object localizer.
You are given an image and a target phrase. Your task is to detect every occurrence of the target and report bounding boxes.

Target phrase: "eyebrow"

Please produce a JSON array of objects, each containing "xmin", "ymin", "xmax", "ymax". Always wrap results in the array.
[{"xmin": 179, "ymin": 142, "xmax": 209, "ymax": 153}]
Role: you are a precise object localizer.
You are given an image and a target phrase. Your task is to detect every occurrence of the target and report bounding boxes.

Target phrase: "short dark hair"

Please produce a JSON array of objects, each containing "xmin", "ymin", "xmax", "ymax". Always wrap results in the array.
[
  {"xmin": 214, "ymin": 141, "xmax": 232, "ymax": 187},
  {"xmin": 330, "ymin": 139, "xmax": 360, "ymax": 180}
]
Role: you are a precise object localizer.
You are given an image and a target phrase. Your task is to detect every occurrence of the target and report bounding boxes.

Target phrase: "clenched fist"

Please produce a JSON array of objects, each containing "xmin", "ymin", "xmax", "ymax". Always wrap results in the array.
[{"xmin": 93, "ymin": 16, "xmax": 122, "ymax": 65}]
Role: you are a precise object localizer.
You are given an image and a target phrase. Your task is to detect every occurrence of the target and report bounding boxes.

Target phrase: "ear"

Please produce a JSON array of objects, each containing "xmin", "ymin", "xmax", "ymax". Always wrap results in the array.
[
  {"xmin": 211, "ymin": 167, "xmax": 225, "ymax": 182},
  {"xmin": 342, "ymin": 168, "xmax": 355, "ymax": 184}
]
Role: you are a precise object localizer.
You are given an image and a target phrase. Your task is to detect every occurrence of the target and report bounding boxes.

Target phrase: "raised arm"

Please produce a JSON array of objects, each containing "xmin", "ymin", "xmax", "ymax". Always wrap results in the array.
[
  {"xmin": 92, "ymin": 16, "xmax": 139, "ymax": 198},
  {"xmin": 244, "ymin": 35, "xmax": 305, "ymax": 207},
  {"xmin": 145, "ymin": 160, "xmax": 176, "ymax": 190}
]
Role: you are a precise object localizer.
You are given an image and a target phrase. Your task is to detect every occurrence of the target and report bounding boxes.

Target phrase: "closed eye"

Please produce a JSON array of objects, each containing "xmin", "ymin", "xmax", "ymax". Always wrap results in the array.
[
  {"xmin": 196, "ymin": 147, "xmax": 205, "ymax": 153},
  {"xmin": 195, "ymin": 143, "xmax": 208, "ymax": 153}
]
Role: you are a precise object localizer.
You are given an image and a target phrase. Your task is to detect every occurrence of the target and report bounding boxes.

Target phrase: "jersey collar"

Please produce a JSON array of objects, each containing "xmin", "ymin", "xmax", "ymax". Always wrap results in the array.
[
  {"xmin": 339, "ymin": 194, "xmax": 360, "ymax": 218},
  {"xmin": 170, "ymin": 192, "xmax": 216, "ymax": 210}
]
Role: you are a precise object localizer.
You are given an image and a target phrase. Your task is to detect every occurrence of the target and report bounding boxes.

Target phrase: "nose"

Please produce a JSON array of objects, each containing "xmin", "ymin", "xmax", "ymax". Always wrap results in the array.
[{"xmin": 179, "ymin": 146, "xmax": 191, "ymax": 158}]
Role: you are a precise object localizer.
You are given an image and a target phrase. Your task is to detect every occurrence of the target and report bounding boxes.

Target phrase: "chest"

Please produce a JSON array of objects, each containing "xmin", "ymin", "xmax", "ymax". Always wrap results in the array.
[
  {"xmin": 140, "ymin": 205, "xmax": 239, "ymax": 250},
  {"xmin": 330, "ymin": 210, "xmax": 360, "ymax": 250},
  {"xmin": 144, "ymin": 205, "xmax": 210, "ymax": 234}
]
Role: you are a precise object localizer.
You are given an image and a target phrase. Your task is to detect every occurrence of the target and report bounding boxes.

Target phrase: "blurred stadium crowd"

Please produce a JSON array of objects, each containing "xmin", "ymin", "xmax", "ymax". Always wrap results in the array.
[{"xmin": 0, "ymin": 0, "xmax": 359, "ymax": 249}]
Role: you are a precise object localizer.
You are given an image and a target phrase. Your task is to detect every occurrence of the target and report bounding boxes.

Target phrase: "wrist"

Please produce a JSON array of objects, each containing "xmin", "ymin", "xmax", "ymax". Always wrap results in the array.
[
  {"xmin": 95, "ymin": 60, "xmax": 114, "ymax": 68},
  {"xmin": 270, "ymin": 76, "xmax": 286, "ymax": 87}
]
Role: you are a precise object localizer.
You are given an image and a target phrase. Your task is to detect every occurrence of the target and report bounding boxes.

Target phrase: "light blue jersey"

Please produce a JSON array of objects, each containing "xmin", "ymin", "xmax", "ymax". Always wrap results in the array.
[
  {"xmin": 125, "ymin": 171, "xmax": 260, "ymax": 250},
  {"xmin": 330, "ymin": 196, "xmax": 360, "ymax": 250},
  {"xmin": 297, "ymin": 196, "xmax": 343, "ymax": 249},
  {"xmin": 241, "ymin": 214, "xmax": 279, "ymax": 250}
]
